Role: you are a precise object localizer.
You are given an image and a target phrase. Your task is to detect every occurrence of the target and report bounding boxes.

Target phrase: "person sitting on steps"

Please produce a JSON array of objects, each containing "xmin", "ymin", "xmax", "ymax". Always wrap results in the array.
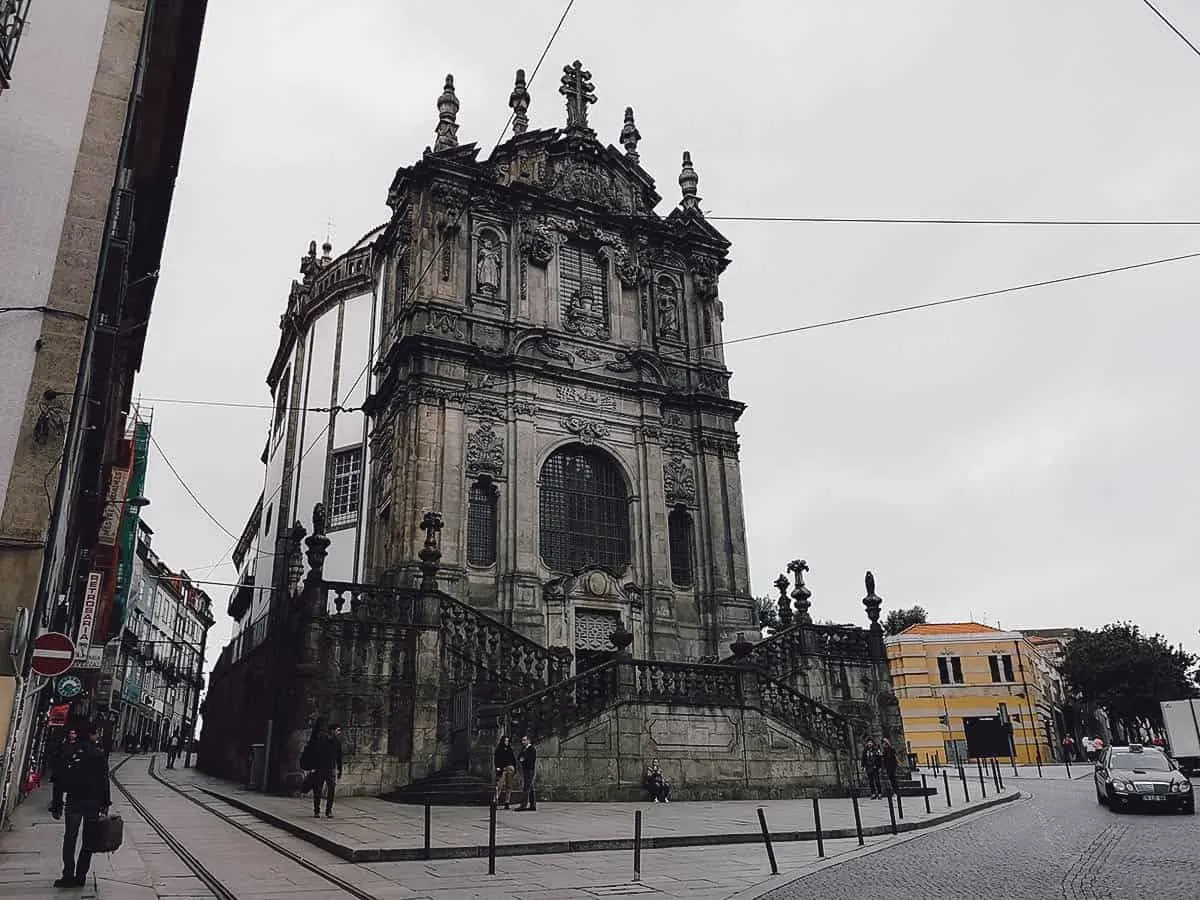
[{"xmin": 644, "ymin": 759, "xmax": 671, "ymax": 803}]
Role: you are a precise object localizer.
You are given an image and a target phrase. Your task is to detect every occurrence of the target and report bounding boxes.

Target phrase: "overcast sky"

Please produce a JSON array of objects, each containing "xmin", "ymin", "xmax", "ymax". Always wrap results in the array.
[{"xmin": 135, "ymin": 0, "xmax": 1200, "ymax": 680}]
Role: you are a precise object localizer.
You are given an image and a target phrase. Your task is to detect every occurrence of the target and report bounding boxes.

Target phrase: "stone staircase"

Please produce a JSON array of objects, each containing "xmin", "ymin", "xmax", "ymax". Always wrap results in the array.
[{"xmin": 385, "ymin": 770, "xmax": 496, "ymax": 806}]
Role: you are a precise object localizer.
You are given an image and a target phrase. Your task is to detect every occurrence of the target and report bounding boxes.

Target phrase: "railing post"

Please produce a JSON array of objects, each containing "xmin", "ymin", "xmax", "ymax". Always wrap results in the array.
[
  {"xmin": 851, "ymin": 792, "xmax": 864, "ymax": 845},
  {"xmin": 756, "ymin": 807, "xmax": 779, "ymax": 875},
  {"xmin": 633, "ymin": 810, "xmax": 642, "ymax": 882},
  {"xmin": 424, "ymin": 804, "xmax": 431, "ymax": 861},
  {"xmin": 487, "ymin": 802, "xmax": 497, "ymax": 875},
  {"xmin": 921, "ymin": 775, "xmax": 931, "ymax": 814},
  {"xmin": 943, "ymin": 769, "xmax": 951, "ymax": 807},
  {"xmin": 812, "ymin": 797, "xmax": 825, "ymax": 858},
  {"xmin": 960, "ymin": 764, "xmax": 970, "ymax": 803},
  {"xmin": 977, "ymin": 759, "xmax": 987, "ymax": 797}
]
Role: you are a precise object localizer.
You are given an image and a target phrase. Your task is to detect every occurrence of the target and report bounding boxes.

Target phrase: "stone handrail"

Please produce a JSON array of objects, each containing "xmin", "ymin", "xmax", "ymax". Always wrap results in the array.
[
  {"xmin": 323, "ymin": 580, "xmax": 421, "ymax": 622},
  {"xmin": 439, "ymin": 594, "xmax": 570, "ymax": 690},
  {"xmin": 503, "ymin": 658, "xmax": 621, "ymax": 740},
  {"xmin": 752, "ymin": 673, "xmax": 852, "ymax": 751},
  {"xmin": 632, "ymin": 659, "xmax": 742, "ymax": 706},
  {"xmin": 722, "ymin": 623, "xmax": 872, "ymax": 678}
]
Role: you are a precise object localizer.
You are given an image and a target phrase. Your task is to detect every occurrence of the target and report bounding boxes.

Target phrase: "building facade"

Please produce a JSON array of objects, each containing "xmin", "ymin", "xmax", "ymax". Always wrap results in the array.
[
  {"xmin": 0, "ymin": 0, "xmax": 207, "ymax": 825},
  {"xmin": 202, "ymin": 62, "xmax": 904, "ymax": 801},
  {"xmin": 887, "ymin": 623, "xmax": 1066, "ymax": 765},
  {"xmin": 114, "ymin": 520, "xmax": 213, "ymax": 751}
]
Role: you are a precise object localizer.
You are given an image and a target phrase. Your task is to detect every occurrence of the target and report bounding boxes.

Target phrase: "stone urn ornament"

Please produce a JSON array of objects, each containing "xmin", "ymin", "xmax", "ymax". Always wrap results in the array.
[{"xmin": 609, "ymin": 619, "xmax": 634, "ymax": 655}]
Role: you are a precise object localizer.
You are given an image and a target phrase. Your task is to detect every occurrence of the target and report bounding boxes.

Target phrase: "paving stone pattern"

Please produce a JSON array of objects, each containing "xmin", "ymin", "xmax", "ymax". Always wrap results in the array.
[{"xmin": 761, "ymin": 774, "xmax": 1200, "ymax": 900}]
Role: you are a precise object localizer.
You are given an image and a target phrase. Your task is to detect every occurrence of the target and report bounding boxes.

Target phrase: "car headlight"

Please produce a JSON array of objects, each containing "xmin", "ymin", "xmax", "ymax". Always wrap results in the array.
[
  {"xmin": 1182, "ymin": 781, "xmax": 1193, "ymax": 793},
  {"xmin": 1112, "ymin": 781, "xmax": 1128, "ymax": 792}
]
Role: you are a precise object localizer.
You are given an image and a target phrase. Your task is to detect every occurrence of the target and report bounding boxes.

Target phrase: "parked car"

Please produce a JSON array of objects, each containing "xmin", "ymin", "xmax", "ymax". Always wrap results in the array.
[{"xmin": 1095, "ymin": 744, "xmax": 1194, "ymax": 814}]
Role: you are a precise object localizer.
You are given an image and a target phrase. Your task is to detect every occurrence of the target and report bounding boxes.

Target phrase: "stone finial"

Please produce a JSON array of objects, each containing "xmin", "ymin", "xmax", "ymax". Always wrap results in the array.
[
  {"xmin": 730, "ymin": 631, "xmax": 755, "ymax": 661},
  {"xmin": 320, "ymin": 240, "xmax": 332, "ymax": 262},
  {"xmin": 609, "ymin": 619, "xmax": 634, "ymax": 656},
  {"xmin": 418, "ymin": 511, "xmax": 444, "ymax": 591},
  {"xmin": 787, "ymin": 559, "xmax": 812, "ymax": 625},
  {"xmin": 300, "ymin": 240, "xmax": 321, "ymax": 284},
  {"xmin": 304, "ymin": 505, "xmax": 330, "ymax": 586},
  {"xmin": 312, "ymin": 502, "xmax": 327, "ymax": 536},
  {"xmin": 863, "ymin": 570, "xmax": 883, "ymax": 628},
  {"xmin": 433, "ymin": 74, "xmax": 460, "ymax": 152},
  {"xmin": 773, "ymin": 573, "xmax": 793, "ymax": 628},
  {"xmin": 620, "ymin": 106, "xmax": 641, "ymax": 163},
  {"xmin": 679, "ymin": 151, "xmax": 701, "ymax": 212},
  {"xmin": 559, "ymin": 60, "xmax": 596, "ymax": 134},
  {"xmin": 509, "ymin": 68, "xmax": 531, "ymax": 135}
]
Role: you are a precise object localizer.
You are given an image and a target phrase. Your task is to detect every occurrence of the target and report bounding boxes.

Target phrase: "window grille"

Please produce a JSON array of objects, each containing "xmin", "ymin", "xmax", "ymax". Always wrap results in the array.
[
  {"xmin": 466, "ymin": 480, "xmax": 497, "ymax": 566},
  {"xmin": 539, "ymin": 445, "xmax": 630, "ymax": 573},
  {"xmin": 0, "ymin": 1, "xmax": 32, "ymax": 93},
  {"xmin": 559, "ymin": 243, "xmax": 607, "ymax": 321},
  {"xmin": 328, "ymin": 449, "xmax": 362, "ymax": 528},
  {"xmin": 668, "ymin": 507, "xmax": 694, "ymax": 586}
]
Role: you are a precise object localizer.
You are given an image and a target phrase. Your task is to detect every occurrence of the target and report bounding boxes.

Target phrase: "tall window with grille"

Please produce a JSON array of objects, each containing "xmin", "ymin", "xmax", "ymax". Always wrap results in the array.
[
  {"xmin": 466, "ymin": 479, "xmax": 498, "ymax": 566},
  {"xmin": 668, "ymin": 506, "xmax": 694, "ymax": 587},
  {"xmin": 558, "ymin": 243, "xmax": 607, "ymax": 321},
  {"xmin": 327, "ymin": 448, "xmax": 362, "ymax": 529},
  {"xmin": 539, "ymin": 445, "xmax": 630, "ymax": 573}
]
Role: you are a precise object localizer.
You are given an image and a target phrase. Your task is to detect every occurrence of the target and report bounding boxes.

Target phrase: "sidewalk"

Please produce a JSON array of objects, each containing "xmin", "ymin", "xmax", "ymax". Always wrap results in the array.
[
  {"xmin": 163, "ymin": 764, "xmax": 1020, "ymax": 862},
  {"xmin": 913, "ymin": 762, "xmax": 1094, "ymax": 782}
]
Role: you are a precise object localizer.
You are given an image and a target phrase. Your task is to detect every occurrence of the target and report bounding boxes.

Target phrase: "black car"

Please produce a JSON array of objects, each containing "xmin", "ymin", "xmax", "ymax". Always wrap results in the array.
[{"xmin": 1095, "ymin": 744, "xmax": 1195, "ymax": 814}]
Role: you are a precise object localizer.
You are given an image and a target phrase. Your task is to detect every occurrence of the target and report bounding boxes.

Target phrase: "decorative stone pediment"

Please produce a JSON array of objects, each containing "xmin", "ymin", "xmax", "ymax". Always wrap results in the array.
[{"xmin": 543, "ymin": 567, "xmax": 641, "ymax": 609}]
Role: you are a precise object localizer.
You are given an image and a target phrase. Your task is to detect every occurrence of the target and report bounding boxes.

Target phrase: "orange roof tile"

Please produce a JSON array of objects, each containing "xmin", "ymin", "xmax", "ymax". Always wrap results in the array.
[{"xmin": 901, "ymin": 622, "xmax": 1003, "ymax": 635}]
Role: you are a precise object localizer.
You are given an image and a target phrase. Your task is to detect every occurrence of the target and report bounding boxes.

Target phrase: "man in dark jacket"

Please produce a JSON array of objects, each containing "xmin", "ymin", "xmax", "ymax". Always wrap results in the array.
[
  {"xmin": 516, "ymin": 735, "xmax": 537, "ymax": 812},
  {"xmin": 50, "ymin": 721, "xmax": 110, "ymax": 888},
  {"xmin": 309, "ymin": 724, "xmax": 343, "ymax": 818},
  {"xmin": 861, "ymin": 738, "xmax": 883, "ymax": 799}
]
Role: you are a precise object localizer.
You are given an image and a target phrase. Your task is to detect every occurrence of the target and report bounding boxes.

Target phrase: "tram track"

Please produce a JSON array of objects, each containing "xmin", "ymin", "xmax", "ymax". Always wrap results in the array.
[{"xmin": 107, "ymin": 754, "xmax": 377, "ymax": 900}]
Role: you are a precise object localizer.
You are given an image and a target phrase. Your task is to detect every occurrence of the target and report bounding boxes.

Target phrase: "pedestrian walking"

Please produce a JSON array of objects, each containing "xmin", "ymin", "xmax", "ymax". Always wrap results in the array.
[
  {"xmin": 516, "ymin": 734, "xmax": 537, "ymax": 811},
  {"xmin": 301, "ymin": 723, "xmax": 343, "ymax": 818},
  {"xmin": 861, "ymin": 738, "xmax": 884, "ymax": 799},
  {"xmin": 493, "ymin": 735, "xmax": 517, "ymax": 809},
  {"xmin": 881, "ymin": 737, "xmax": 900, "ymax": 796},
  {"xmin": 1082, "ymin": 736, "xmax": 1095, "ymax": 762},
  {"xmin": 1062, "ymin": 735, "xmax": 1076, "ymax": 762},
  {"xmin": 49, "ymin": 721, "xmax": 110, "ymax": 888},
  {"xmin": 165, "ymin": 729, "xmax": 183, "ymax": 769}
]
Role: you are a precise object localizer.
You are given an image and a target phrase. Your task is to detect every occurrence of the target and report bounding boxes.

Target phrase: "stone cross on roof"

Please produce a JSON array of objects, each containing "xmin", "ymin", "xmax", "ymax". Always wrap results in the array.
[{"xmin": 559, "ymin": 60, "xmax": 596, "ymax": 134}]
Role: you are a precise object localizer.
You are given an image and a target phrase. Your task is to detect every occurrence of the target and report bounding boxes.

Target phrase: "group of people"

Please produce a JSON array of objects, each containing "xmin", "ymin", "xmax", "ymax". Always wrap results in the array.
[
  {"xmin": 860, "ymin": 736, "xmax": 900, "ymax": 800},
  {"xmin": 1062, "ymin": 734, "xmax": 1107, "ymax": 762},
  {"xmin": 117, "ymin": 729, "xmax": 187, "ymax": 767},
  {"xmin": 492, "ymin": 735, "xmax": 538, "ymax": 810}
]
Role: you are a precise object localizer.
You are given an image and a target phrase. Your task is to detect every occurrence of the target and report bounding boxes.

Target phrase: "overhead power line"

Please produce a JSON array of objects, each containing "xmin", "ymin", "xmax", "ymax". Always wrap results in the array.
[
  {"xmin": 707, "ymin": 215, "xmax": 1200, "ymax": 226},
  {"xmin": 1139, "ymin": 0, "xmax": 1200, "ymax": 60},
  {"xmin": 147, "ymin": 431, "xmax": 240, "ymax": 542}
]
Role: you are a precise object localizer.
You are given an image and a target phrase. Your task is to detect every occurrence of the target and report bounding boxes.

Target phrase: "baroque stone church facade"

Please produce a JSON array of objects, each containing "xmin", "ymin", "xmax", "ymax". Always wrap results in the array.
[
  {"xmin": 365, "ymin": 63, "xmax": 753, "ymax": 668},
  {"xmin": 199, "ymin": 61, "xmax": 904, "ymax": 802}
]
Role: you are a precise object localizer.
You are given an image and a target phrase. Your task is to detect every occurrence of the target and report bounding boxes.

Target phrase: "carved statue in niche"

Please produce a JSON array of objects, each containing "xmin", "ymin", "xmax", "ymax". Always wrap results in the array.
[
  {"xmin": 476, "ymin": 235, "xmax": 502, "ymax": 294},
  {"xmin": 657, "ymin": 279, "xmax": 680, "ymax": 338}
]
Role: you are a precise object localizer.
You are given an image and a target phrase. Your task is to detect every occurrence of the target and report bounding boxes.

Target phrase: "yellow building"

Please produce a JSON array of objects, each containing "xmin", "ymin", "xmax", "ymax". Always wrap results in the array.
[{"xmin": 886, "ymin": 623, "xmax": 1065, "ymax": 766}]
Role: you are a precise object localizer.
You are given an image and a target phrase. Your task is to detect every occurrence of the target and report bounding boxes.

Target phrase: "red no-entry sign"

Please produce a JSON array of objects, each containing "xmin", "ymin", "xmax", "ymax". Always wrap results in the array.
[{"xmin": 31, "ymin": 632, "xmax": 76, "ymax": 678}]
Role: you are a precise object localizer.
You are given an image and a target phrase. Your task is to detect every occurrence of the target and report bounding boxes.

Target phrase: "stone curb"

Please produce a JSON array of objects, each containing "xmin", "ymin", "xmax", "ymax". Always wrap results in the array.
[{"xmin": 197, "ymin": 786, "xmax": 1021, "ymax": 864}]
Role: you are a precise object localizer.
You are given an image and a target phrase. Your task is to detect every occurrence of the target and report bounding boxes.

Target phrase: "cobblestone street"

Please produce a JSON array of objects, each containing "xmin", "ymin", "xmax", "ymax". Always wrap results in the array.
[{"xmin": 763, "ymin": 774, "xmax": 1200, "ymax": 899}]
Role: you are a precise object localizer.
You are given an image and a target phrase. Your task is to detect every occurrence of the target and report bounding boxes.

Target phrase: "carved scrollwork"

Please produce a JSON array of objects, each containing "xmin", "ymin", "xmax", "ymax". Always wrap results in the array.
[
  {"xmin": 561, "ymin": 415, "xmax": 611, "ymax": 444},
  {"xmin": 536, "ymin": 337, "xmax": 575, "ymax": 366},
  {"xmin": 575, "ymin": 346, "xmax": 602, "ymax": 362},
  {"xmin": 464, "ymin": 398, "xmax": 505, "ymax": 419},
  {"xmin": 614, "ymin": 245, "xmax": 642, "ymax": 287},
  {"xmin": 664, "ymin": 455, "xmax": 696, "ymax": 504},
  {"xmin": 466, "ymin": 421, "xmax": 504, "ymax": 475},
  {"xmin": 521, "ymin": 222, "xmax": 555, "ymax": 267},
  {"xmin": 424, "ymin": 311, "xmax": 465, "ymax": 339},
  {"xmin": 697, "ymin": 370, "xmax": 729, "ymax": 397}
]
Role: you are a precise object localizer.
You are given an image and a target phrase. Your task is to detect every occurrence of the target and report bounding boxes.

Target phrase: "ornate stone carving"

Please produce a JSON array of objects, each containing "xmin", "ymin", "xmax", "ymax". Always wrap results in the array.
[
  {"xmin": 657, "ymin": 279, "xmax": 680, "ymax": 338},
  {"xmin": 615, "ymin": 245, "xmax": 641, "ymax": 287},
  {"xmin": 561, "ymin": 415, "xmax": 611, "ymax": 444},
  {"xmin": 466, "ymin": 421, "xmax": 504, "ymax": 475},
  {"xmin": 550, "ymin": 159, "xmax": 619, "ymax": 210},
  {"xmin": 476, "ymin": 236, "xmax": 502, "ymax": 294},
  {"xmin": 512, "ymin": 399, "xmax": 538, "ymax": 416},
  {"xmin": 575, "ymin": 346, "xmax": 601, "ymax": 362},
  {"xmin": 433, "ymin": 74, "xmax": 459, "ymax": 153},
  {"xmin": 521, "ymin": 222, "xmax": 555, "ymax": 267},
  {"xmin": 787, "ymin": 559, "xmax": 813, "ymax": 625},
  {"xmin": 863, "ymin": 571, "xmax": 883, "ymax": 628},
  {"xmin": 509, "ymin": 68, "xmax": 530, "ymax": 135},
  {"xmin": 536, "ymin": 337, "xmax": 575, "ymax": 366},
  {"xmin": 556, "ymin": 384, "xmax": 616, "ymax": 410},
  {"xmin": 563, "ymin": 282, "xmax": 609, "ymax": 339},
  {"xmin": 692, "ymin": 256, "xmax": 720, "ymax": 300},
  {"xmin": 559, "ymin": 59, "xmax": 596, "ymax": 133},
  {"xmin": 698, "ymin": 371, "xmax": 728, "ymax": 397},
  {"xmin": 465, "ymin": 398, "xmax": 505, "ymax": 419},
  {"xmin": 620, "ymin": 106, "xmax": 641, "ymax": 163},
  {"xmin": 664, "ymin": 366, "xmax": 687, "ymax": 390},
  {"xmin": 424, "ymin": 311, "xmax": 465, "ymax": 339},
  {"xmin": 679, "ymin": 150, "xmax": 701, "ymax": 212},
  {"xmin": 605, "ymin": 351, "xmax": 635, "ymax": 373},
  {"xmin": 664, "ymin": 455, "xmax": 696, "ymax": 504},
  {"xmin": 662, "ymin": 435, "xmax": 692, "ymax": 453}
]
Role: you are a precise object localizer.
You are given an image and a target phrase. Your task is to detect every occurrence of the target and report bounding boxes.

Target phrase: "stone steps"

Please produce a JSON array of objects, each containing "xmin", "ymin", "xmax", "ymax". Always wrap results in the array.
[{"xmin": 383, "ymin": 770, "xmax": 497, "ymax": 806}]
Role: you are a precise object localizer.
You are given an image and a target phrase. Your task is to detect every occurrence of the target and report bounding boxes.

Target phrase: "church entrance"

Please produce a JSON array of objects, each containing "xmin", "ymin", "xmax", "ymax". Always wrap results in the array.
[{"xmin": 574, "ymin": 609, "xmax": 620, "ymax": 673}]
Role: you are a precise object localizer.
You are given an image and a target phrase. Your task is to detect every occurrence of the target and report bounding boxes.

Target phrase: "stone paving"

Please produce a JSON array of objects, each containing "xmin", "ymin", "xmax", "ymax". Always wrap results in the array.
[
  {"xmin": 164, "ymin": 762, "xmax": 1016, "ymax": 861},
  {"xmin": 1, "ymin": 755, "xmax": 1019, "ymax": 899}
]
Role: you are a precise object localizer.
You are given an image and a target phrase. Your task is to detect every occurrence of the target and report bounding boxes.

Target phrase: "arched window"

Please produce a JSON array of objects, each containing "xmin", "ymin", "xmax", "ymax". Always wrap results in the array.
[
  {"xmin": 668, "ymin": 506, "xmax": 694, "ymax": 587},
  {"xmin": 539, "ymin": 445, "xmax": 630, "ymax": 573},
  {"xmin": 466, "ymin": 479, "xmax": 498, "ymax": 567}
]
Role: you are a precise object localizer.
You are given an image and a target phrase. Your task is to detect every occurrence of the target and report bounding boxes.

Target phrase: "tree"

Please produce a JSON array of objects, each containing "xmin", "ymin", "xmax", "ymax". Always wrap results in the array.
[
  {"xmin": 884, "ymin": 605, "xmax": 928, "ymax": 636},
  {"xmin": 754, "ymin": 596, "xmax": 780, "ymax": 635},
  {"xmin": 1060, "ymin": 623, "xmax": 1199, "ymax": 735}
]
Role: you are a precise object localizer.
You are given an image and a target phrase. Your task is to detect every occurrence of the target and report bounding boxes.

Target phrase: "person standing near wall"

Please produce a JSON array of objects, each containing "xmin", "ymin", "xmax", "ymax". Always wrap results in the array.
[
  {"xmin": 49, "ymin": 722, "xmax": 110, "ymax": 888},
  {"xmin": 516, "ymin": 735, "xmax": 537, "ymax": 812}
]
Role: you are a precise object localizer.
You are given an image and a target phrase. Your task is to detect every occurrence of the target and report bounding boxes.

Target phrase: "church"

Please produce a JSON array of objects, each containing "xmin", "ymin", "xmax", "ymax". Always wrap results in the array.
[{"xmin": 200, "ymin": 61, "xmax": 904, "ymax": 801}]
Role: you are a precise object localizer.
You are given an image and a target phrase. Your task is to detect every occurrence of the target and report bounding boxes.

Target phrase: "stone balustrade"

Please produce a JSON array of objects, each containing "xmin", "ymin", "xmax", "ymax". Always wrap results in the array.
[{"xmin": 438, "ymin": 594, "xmax": 570, "ymax": 690}]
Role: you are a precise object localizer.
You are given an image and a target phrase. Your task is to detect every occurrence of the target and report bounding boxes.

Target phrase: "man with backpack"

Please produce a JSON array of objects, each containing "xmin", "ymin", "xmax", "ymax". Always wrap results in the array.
[
  {"xmin": 301, "ymin": 723, "xmax": 343, "ymax": 818},
  {"xmin": 49, "ymin": 721, "xmax": 110, "ymax": 888}
]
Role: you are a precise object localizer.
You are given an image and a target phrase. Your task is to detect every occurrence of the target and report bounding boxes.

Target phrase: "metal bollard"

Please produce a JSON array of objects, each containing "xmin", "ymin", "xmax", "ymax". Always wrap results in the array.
[
  {"xmin": 633, "ymin": 810, "xmax": 642, "ymax": 882},
  {"xmin": 977, "ymin": 759, "xmax": 987, "ymax": 797},
  {"xmin": 1035, "ymin": 749, "xmax": 1043, "ymax": 779},
  {"xmin": 921, "ymin": 775, "xmax": 931, "ymax": 814},
  {"xmin": 961, "ymin": 765, "xmax": 971, "ymax": 803},
  {"xmin": 895, "ymin": 785, "xmax": 904, "ymax": 820},
  {"xmin": 885, "ymin": 792, "xmax": 898, "ymax": 835},
  {"xmin": 488, "ymin": 803, "xmax": 497, "ymax": 875},
  {"xmin": 991, "ymin": 759, "xmax": 1001, "ymax": 793},
  {"xmin": 851, "ymin": 792, "xmax": 865, "ymax": 846},
  {"xmin": 756, "ymin": 807, "xmax": 779, "ymax": 875},
  {"xmin": 812, "ymin": 797, "xmax": 825, "ymax": 858},
  {"xmin": 1011, "ymin": 753, "xmax": 1019, "ymax": 778},
  {"xmin": 424, "ymin": 804, "xmax": 431, "ymax": 861},
  {"xmin": 995, "ymin": 759, "xmax": 1004, "ymax": 791},
  {"xmin": 943, "ymin": 769, "xmax": 951, "ymax": 807}
]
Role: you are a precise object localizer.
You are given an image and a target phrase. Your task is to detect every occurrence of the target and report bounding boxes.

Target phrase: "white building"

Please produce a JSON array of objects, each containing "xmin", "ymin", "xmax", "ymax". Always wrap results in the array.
[{"xmin": 227, "ymin": 233, "xmax": 382, "ymax": 655}]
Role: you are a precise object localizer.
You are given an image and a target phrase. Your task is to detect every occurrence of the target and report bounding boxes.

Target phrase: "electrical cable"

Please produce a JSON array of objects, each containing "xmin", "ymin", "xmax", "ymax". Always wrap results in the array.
[
  {"xmin": 147, "ymin": 431, "xmax": 240, "ymax": 542},
  {"xmin": 1139, "ymin": 0, "xmax": 1200, "ymax": 60},
  {"xmin": 706, "ymin": 215, "xmax": 1200, "ymax": 226}
]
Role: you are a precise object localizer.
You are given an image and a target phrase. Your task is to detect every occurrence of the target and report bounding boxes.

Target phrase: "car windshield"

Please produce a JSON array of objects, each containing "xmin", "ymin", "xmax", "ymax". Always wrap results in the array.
[{"xmin": 1110, "ymin": 752, "xmax": 1171, "ymax": 772}]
